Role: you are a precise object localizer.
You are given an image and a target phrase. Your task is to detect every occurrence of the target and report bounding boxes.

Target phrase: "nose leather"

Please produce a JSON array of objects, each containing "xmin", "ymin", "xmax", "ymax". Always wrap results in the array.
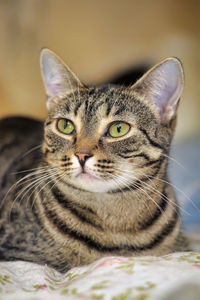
[
  {"xmin": 76, "ymin": 153, "xmax": 90, "ymax": 161},
  {"xmin": 75, "ymin": 152, "xmax": 92, "ymax": 168}
]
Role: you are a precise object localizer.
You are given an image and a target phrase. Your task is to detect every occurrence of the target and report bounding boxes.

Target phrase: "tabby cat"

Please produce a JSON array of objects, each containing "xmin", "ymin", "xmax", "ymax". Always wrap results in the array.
[{"xmin": 0, "ymin": 49, "xmax": 188, "ymax": 272}]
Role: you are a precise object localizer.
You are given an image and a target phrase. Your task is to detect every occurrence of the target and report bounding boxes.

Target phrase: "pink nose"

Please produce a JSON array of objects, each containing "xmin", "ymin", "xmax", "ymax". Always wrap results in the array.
[
  {"xmin": 76, "ymin": 152, "xmax": 91, "ymax": 161},
  {"xmin": 75, "ymin": 152, "xmax": 92, "ymax": 167}
]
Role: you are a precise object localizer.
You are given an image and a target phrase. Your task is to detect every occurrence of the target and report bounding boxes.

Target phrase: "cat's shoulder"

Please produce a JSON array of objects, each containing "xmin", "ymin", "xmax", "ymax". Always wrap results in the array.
[
  {"xmin": 0, "ymin": 116, "xmax": 43, "ymax": 135},
  {"xmin": 0, "ymin": 117, "xmax": 44, "ymax": 170},
  {"xmin": 0, "ymin": 116, "xmax": 44, "ymax": 144}
]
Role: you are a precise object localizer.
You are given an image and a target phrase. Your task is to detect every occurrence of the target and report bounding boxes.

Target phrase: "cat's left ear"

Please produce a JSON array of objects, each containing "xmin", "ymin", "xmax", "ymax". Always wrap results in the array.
[
  {"xmin": 132, "ymin": 58, "xmax": 184, "ymax": 123},
  {"xmin": 40, "ymin": 49, "xmax": 83, "ymax": 110}
]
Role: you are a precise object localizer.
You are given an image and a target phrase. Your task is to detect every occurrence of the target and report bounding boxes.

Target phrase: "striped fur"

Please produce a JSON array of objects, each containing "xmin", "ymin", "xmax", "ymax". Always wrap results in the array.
[{"xmin": 0, "ymin": 51, "xmax": 189, "ymax": 272}]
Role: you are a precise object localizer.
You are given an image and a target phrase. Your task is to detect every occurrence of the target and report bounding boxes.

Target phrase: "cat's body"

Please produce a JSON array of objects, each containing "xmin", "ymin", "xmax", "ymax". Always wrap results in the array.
[{"xmin": 0, "ymin": 50, "xmax": 188, "ymax": 272}]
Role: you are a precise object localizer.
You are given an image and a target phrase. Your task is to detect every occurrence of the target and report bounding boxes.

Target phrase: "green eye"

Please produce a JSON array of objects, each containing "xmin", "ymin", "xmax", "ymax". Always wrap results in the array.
[
  {"xmin": 57, "ymin": 119, "xmax": 75, "ymax": 135},
  {"xmin": 108, "ymin": 122, "xmax": 130, "ymax": 138}
]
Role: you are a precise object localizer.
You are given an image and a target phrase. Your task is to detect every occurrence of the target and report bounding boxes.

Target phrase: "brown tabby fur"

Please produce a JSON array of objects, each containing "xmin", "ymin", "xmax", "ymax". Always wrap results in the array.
[{"xmin": 0, "ymin": 50, "xmax": 188, "ymax": 272}]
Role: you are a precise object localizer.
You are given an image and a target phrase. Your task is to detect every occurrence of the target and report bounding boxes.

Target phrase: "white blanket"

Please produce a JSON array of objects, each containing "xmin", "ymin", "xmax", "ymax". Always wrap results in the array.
[{"xmin": 0, "ymin": 251, "xmax": 200, "ymax": 300}]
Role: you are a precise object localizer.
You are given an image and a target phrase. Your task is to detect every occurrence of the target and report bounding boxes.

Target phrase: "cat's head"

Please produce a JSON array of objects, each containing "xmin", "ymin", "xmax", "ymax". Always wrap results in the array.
[{"xmin": 40, "ymin": 49, "xmax": 184, "ymax": 193}]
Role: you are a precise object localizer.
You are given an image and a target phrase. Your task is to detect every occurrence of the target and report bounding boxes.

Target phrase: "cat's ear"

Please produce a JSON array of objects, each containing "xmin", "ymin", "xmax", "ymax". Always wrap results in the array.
[
  {"xmin": 40, "ymin": 48, "xmax": 83, "ymax": 110},
  {"xmin": 132, "ymin": 58, "xmax": 184, "ymax": 123}
]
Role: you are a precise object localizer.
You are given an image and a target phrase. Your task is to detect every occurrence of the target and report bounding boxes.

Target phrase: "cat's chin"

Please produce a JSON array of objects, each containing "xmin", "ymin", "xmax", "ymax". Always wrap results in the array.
[
  {"xmin": 76, "ymin": 172, "xmax": 95, "ymax": 182},
  {"xmin": 67, "ymin": 172, "xmax": 112, "ymax": 193}
]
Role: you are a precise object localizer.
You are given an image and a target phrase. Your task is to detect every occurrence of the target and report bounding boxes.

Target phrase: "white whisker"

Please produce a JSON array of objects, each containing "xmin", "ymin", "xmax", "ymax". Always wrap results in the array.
[{"xmin": 20, "ymin": 144, "xmax": 42, "ymax": 159}]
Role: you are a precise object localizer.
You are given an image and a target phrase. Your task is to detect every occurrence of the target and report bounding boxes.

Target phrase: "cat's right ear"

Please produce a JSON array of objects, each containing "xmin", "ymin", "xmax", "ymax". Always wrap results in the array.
[
  {"xmin": 40, "ymin": 49, "xmax": 83, "ymax": 110},
  {"xmin": 131, "ymin": 57, "xmax": 184, "ymax": 123}
]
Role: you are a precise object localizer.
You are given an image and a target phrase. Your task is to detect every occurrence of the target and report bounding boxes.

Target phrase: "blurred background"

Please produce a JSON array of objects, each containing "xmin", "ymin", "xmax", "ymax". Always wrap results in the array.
[
  {"xmin": 0, "ymin": 0, "xmax": 200, "ymax": 141},
  {"xmin": 0, "ymin": 0, "xmax": 199, "ymax": 233}
]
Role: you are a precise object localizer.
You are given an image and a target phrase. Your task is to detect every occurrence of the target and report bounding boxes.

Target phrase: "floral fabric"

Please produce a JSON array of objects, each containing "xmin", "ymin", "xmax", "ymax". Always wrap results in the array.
[{"xmin": 0, "ymin": 251, "xmax": 200, "ymax": 300}]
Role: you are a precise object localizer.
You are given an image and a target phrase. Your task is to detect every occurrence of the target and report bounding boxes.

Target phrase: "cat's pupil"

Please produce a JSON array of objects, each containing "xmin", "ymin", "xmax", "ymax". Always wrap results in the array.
[
  {"xmin": 64, "ymin": 120, "xmax": 68, "ymax": 129},
  {"xmin": 117, "ymin": 124, "xmax": 122, "ymax": 133}
]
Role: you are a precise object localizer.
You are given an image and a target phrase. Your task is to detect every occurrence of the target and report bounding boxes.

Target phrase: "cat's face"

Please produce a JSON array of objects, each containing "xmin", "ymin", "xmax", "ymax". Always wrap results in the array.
[
  {"xmin": 43, "ymin": 86, "xmax": 162, "ymax": 193},
  {"xmin": 40, "ymin": 50, "xmax": 184, "ymax": 193}
]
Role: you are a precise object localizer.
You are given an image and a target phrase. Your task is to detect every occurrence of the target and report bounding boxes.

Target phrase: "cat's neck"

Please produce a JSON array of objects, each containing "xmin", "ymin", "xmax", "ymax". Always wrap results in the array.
[{"xmin": 52, "ymin": 169, "xmax": 174, "ymax": 232}]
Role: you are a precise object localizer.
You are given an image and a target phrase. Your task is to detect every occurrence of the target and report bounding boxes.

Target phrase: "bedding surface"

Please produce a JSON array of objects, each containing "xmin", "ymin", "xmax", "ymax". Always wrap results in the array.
[{"xmin": 0, "ymin": 251, "xmax": 200, "ymax": 300}]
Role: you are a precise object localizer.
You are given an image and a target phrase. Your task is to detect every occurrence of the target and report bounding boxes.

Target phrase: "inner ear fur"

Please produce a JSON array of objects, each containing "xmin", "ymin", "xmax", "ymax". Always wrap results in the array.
[
  {"xmin": 40, "ymin": 48, "xmax": 84, "ymax": 110},
  {"xmin": 131, "ymin": 57, "xmax": 184, "ymax": 123}
]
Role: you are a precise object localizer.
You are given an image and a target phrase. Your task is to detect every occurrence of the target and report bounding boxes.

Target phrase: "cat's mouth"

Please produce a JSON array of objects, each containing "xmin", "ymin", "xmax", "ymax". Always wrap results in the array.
[
  {"xmin": 68, "ymin": 165, "xmax": 132, "ymax": 193},
  {"xmin": 71, "ymin": 167, "xmax": 110, "ymax": 192},
  {"xmin": 77, "ymin": 172, "xmax": 94, "ymax": 181},
  {"xmin": 67, "ymin": 159, "xmax": 120, "ymax": 192},
  {"xmin": 75, "ymin": 169, "xmax": 98, "ymax": 182}
]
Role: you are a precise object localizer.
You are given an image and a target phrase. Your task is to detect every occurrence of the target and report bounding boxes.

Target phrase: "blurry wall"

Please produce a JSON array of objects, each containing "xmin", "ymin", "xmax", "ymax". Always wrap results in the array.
[{"xmin": 0, "ymin": 0, "xmax": 199, "ymax": 141}]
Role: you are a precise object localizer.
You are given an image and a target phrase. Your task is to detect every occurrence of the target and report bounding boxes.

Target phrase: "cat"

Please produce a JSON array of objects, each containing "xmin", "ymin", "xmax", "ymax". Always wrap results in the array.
[{"xmin": 0, "ymin": 49, "xmax": 189, "ymax": 272}]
